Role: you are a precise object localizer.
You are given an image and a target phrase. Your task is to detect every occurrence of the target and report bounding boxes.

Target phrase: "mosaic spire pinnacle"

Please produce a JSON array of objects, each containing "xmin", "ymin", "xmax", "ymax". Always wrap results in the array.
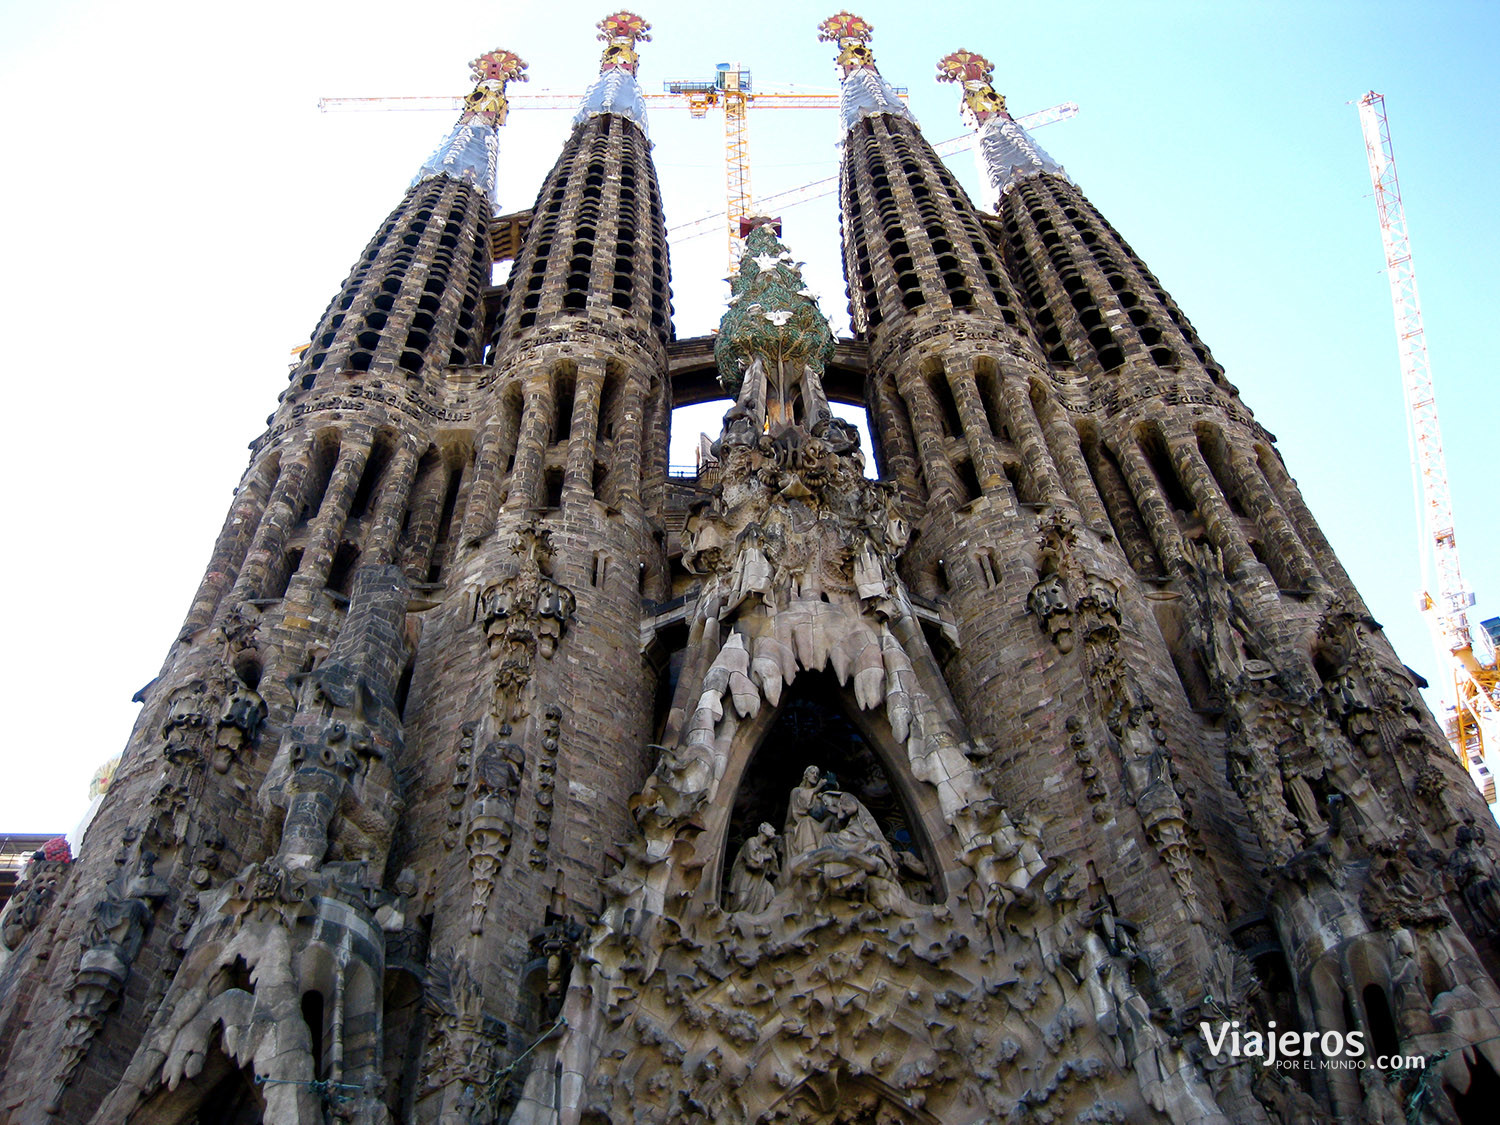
[
  {"xmin": 413, "ymin": 47, "xmax": 528, "ymax": 203},
  {"xmin": 715, "ymin": 222, "xmax": 835, "ymax": 430},
  {"xmin": 935, "ymin": 50, "xmax": 1005, "ymax": 123},
  {"xmin": 574, "ymin": 10, "xmax": 652, "ymax": 136},
  {"xmin": 596, "ymin": 10, "xmax": 651, "ymax": 75},
  {"xmin": 819, "ymin": 11, "xmax": 914, "ymax": 132},
  {"xmin": 938, "ymin": 47, "xmax": 1065, "ymax": 207}
]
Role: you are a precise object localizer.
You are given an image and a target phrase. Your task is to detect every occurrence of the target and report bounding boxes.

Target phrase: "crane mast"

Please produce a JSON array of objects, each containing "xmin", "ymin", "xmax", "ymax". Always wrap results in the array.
[{"xmin": 1357, "ymin": 90, "xmax": 1499, "ymax": 805}]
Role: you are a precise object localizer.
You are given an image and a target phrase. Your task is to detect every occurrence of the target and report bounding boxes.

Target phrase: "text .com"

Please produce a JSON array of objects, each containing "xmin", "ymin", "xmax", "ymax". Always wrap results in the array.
[{"xmin": 1200, "ymin": 1021, "xmax": 1427, "ymax": 1070}]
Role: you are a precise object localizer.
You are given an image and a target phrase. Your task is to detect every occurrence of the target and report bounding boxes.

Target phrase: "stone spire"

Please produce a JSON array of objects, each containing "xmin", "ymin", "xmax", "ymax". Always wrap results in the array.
[
  {"xmin": 414, "ymin": 47, "xmax": 528, "ymax": 205},
  {"xmin": 715, "ymin": 221, "xmax": 835, "ymax": 431},
  {"xmin": 936, "ymin": 48, "xmax": 1065, "ymax": 208},
  {"xmin": 818, "ymin": 11, "xmax": 915, "ymax": 132},
  {"xmin": 573, "ymin": 10, "xmax": 652, "ymax": 136}
]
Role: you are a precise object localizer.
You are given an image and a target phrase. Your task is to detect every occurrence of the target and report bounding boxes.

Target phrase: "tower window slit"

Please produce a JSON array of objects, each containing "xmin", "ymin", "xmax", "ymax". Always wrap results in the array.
[
  {"xmin": 327, "ymin": 542, "xmax": 361, "ymax": 595},
  {"xmin": 554, "ymin": 376, "xmax": 576, "ymax": 443},
  {"xmin": 1139, "ymin": 427, "xmax": 1195, "ymax": 516},
  {"xmin": 269, "ymin": 547, "xmax": 303, "ymax": 600},
  {"xmin": 427, "ymin": 463, "xmax": 464, "ymax": 583},
  {"xmin": 930, "ymin": 374, "xmax": 963, "ymax": 438},
  {"xmin": 1081, "ymin": 428, "xmax": 1165, "ymax": 578}
]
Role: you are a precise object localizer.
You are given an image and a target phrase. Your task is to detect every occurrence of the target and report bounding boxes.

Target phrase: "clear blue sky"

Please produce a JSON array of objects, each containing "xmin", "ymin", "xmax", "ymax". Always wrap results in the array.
[{"xmin": 0, "ymin": 0, "xmax": 1495, "ymax": 831}]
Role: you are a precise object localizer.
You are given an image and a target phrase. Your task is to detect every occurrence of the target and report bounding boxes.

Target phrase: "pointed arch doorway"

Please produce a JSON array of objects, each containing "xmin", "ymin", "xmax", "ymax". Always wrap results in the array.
[{"xmin": 713, "ymin": 668, "xmax": 947, "ymax": 910}]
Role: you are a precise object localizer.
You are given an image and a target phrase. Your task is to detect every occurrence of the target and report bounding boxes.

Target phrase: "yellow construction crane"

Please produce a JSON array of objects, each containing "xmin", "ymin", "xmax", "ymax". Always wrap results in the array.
[
  {"xmin": 664, "ymin": 103, "xmax": 1080, "ymax": 243},
  {"xmin": 1357, "ymin": 91, "xmax": 1499, "ymax": 807},
  {"xmin": 662, "ymin": 65, "xmax": 891, "ymax": 267}
]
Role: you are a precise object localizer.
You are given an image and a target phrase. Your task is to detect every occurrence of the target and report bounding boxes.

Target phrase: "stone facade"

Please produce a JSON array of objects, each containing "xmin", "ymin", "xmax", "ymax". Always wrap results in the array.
[{"xmin": 1, "ymin": 11, "xmax": 1498, "ymax": 1125}]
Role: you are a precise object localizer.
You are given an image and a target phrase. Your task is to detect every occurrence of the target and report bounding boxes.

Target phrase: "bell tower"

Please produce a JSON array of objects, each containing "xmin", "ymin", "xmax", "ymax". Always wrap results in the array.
[{"xmin": 1, "ymin": 10, "xmax": 1499, "ymax": 1125}]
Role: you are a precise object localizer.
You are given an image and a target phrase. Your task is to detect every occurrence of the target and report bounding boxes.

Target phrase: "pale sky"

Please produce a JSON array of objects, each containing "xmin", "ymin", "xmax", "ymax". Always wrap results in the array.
[{"xmin": 1, "ymin": 0, "xmax": 1496, "ymax": 832}]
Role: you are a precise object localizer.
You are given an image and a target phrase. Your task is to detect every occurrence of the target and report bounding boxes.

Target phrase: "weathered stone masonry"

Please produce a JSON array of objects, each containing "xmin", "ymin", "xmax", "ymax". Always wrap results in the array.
[{"xmin": 2, "ymin": 12, "xmax": 1498, "ymax": 1125}]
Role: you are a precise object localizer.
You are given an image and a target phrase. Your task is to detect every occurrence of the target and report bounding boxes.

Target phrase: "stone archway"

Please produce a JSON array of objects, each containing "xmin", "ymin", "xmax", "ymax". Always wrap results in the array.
[
  {"xmin": 717, "ymin": 668, "xmax": 941, "ymax": 910},
  {"xmin": 756, "ymin": 1070, "xmax": 942, "ymax": 1125}
]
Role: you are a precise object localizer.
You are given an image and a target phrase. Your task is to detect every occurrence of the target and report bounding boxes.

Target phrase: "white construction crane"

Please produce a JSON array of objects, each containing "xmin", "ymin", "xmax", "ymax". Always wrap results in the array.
[{"xmin": 1357, "ymin": 90, "xmax": 1499, "ymax": 806}]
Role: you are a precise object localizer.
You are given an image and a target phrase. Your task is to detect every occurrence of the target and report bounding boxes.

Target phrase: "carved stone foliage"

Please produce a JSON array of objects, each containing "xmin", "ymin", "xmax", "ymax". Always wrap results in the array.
[
  {"xmin": 48, "ymin": 841, "xmax": 169, "ymax": 1114},
  {"xmin": 159, "ymin": 662, "xmax": 266, "ymax": 776},
  {"xmin": 1035, "ymin": 514, "xmax": 1202, "ymax": 919},
  {"xmin": 466, "ymin": 729, "xmax": 525, "ymax": 933},
  {"xmin": 512, "ymin": 234, "xmax": 1240, "ymax": 1125},
  {"xmin": 570, "ymin": 830, "xmax": 1226, "ymax": 1125},
  {"xmin": 477, "ymin": 526, "xmax": 574, "ymax": 720},
  {"xmin": 656, "ymin": 403, "xmax": 969, "ymax": 858},
  {"xmin": 1, "ymin": 856, "xmax": 72, "ymax": 952},
  {"xmin": 1161, "ymin": 539, "xmax": 1500, "ymax": 1122},
  {"xmin": 258, "ymin": 566, "xmax": 410, "ymax": 880},
  {"xmin": 422, "ymin": 952, "xmax": 505, "ymax": 1115},
  {"xmin": 529, "ymin": 704, "xmax": 561, "ymax": 869},
  {"xmin": 713, "ymin": 221, "xmax": 835, "ymax": 423},
  {"xmin": 89, "ymin": 566, "xmax": 414, "ymax": 1125}
]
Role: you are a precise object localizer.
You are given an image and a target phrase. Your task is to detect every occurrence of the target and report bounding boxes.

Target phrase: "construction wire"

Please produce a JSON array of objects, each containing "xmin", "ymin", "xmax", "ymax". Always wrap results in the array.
[
  {"xmin": 479, "ymin": 1015, "xmax": 570, "ymax": 1107},
  {"xmin": 1404, "ymin": 1032, "xmax": 1500, "ymax": 1124}
]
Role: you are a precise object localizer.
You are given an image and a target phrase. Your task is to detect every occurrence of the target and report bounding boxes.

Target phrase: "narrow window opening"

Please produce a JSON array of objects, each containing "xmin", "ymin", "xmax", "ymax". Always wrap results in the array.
[
  {"xmin": 395, "ymin": 659, "xmax": 416, "ymax": 720},
  {"xmin": 1361, "ymin": 984, "xmax": 1400, "ymax": 1062},
  {"xmin": 1139, "ymin": 428, "xmax": 1195, "ymax": 516},
  {"xmin": 269, "ymin": 548, "xmax": 302, "ymax": 600},
  {"xmin": 327, "ymin": 542, "xmax": 361, "ymax": 596},
  {"xmin": 348, "ymin": 439, "xmax": 392, "ymax": 521},
  {"xmin": 554, "ymin": 377, "xmax": 576, "ymax": 443},
  {"xmin": 1150, "ymin": 598, "xmax": 1219, "ymax": 713},
  {"xmin": 930, "ymin": 374, "xmax": 963, "ymax": 438},
  {"xmin": 954, "ymin": 457, "xmax": 981, "ymax": 503},
  {"xmin": 301, "ymin": 991, "xmax": 326, "ymax": 1078},
  {"xmin": 426, "ymin": 465, "xmax": 464, "ymax": 583},
  {"xmin": 543, "ymin": 468, "xmax": 564, "ymax": 510},
  {"xmin": 1004, "ymin": 461, "xmax": 1037, "ymax": 506}
]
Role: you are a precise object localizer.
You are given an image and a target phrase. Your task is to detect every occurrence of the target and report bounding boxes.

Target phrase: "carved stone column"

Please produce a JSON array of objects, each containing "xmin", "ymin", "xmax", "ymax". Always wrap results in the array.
[
  {"xmin": 182, "ymin": 455, "xmax": 279, "ymax": 634},
  {"xmin": 229, "ymin": 448, "xmax": 313, "ymax": 602},
  {"xmin": 564, "ymin": 360, "xmax": 606, "ymax": 500},
  {"xmin": 1116, "ymin": 439, "xmax": 1187, "ymax": 572},
  {"xmin": 945, "ymin": 359, "xmax": 1007, "ymax": 497},
  {"xmin": 897, "ymin": 362, "xmax": 965, "ymax": 507},
  {"xmin": 364, "ymin": 441, "xmax": 421, "ymax": 565},
  {"xmin": 458, "ymin": 419, "xmax": 503, "ymax": 547},
  {"xmin": 1170, "ymin": 441, "xmax": 1254, "ymax": 576},
  {"xmin": 1034, "ymin": 386, "xmax": 1109, "ymax": 528},
  {"xmin": 1001, "ymin": 372, "xmax": 1068, "ymax": 506},
  {"xmin": 1231, "ymin": 448, "xmax": 1320, "ymax": 590},
  {"xmin": 401, "ymin": 452, "xmax": 451, "ymax": 581},
  {"xmin": 291, "ymin": 439, "xmax": 370, "ymax": 591},
  {"xmin": 612, "ymin": 376, "xmax": 646, "ymax": 508}
]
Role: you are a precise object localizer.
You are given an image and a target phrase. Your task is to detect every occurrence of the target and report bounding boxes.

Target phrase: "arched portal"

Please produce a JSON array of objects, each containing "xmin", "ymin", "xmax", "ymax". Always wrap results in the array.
[
  {"xmin": 755, "ymin": 1070, "xmax": 941, "ymax": 1125},
  {"xmin": 123, "ymin": 1042, "xmax": 265, "ymax": 1125},
  {"xmin": 191, "ymin": 1060, "xmax": 266, "ymax": 1125},
  {"xmin": 716, "ymin": 669, "xmax": 942, "ymax": 909}
]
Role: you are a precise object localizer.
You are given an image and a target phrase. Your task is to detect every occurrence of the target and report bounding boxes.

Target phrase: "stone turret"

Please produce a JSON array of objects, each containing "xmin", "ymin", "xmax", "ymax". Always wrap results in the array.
[{"xmin": 3, "ymin": 12, "xmax": 1499, "ymax": 1125}]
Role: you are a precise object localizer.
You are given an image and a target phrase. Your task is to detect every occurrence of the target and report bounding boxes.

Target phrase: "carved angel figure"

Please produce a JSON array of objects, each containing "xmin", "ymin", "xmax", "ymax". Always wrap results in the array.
[
  {"xmin": 785, "ymin": 766, "xmax": 833, "ymax": 858},
  {"xmin": 727, "ymin": 822, "xmax": 780, "ymax": 913}
]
